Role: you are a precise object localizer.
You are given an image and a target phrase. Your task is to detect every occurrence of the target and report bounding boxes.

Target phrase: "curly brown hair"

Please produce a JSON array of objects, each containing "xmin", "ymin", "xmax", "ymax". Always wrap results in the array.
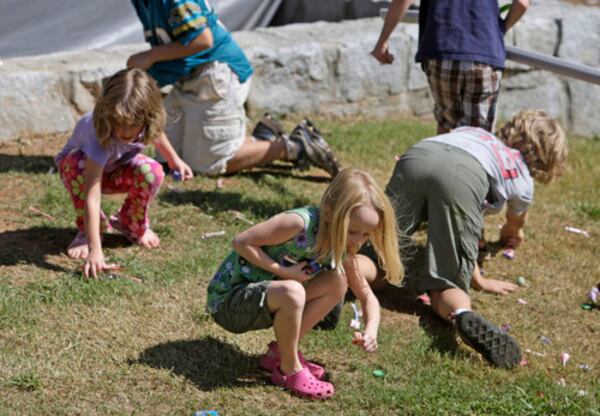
[
  {"xmin": 93, "ymin": 69, "xmax": 165, "ymax": 147},
  {"xmin": 497, "ymin": 110, "xmax": 568, "ymax": 184}
]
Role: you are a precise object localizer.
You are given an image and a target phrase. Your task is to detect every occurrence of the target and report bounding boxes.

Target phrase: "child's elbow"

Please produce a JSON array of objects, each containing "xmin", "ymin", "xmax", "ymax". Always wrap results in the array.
[
  {"xmin": 231, "ymin": 235, "xmax": 245, "ymax": 252},
  {"xmin": 515, "ymin": 0, "xmax": 530, "ymax": 10},
  {"xmin": 189, "ymin": 30, "xmax": 213, "ymax": 52}
]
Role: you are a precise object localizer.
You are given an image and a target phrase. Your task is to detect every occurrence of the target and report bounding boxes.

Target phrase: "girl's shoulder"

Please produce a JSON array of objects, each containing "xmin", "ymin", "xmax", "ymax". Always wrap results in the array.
[
  {"xmin": 77, "ymin": 112, "xmax": 94, "ymax": 127},
  {"xmin": 73, "ymin": 112, "xmax": 99, "ymax": 142},
  {"xmin": 284, "ymin": 206, "xmax": 320, "ymax": 235}
]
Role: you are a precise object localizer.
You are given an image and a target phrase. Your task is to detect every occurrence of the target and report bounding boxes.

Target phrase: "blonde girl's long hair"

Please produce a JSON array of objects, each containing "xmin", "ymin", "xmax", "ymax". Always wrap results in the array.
[
  {"xmin": 93, "ymin": 68, "xmax": 166, "ymax": 147},
  {"xmin": 497, "ymin": 109, "xmax": 568, "ymax": 184},
  {"xmin": 314, "ymin": 168, "xmax": 403, "ymax": 284}
]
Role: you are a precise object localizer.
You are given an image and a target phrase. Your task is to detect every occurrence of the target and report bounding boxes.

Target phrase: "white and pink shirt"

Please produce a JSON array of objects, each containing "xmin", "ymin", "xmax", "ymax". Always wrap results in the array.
[{"xmin": 425, "ymin": 126, "xmax": 534, "ymax": 215}]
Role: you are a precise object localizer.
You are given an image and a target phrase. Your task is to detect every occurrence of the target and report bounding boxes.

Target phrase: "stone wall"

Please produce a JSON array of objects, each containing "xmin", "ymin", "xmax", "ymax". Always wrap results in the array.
[{"xmin": 1, "ymin": 2, "xmax": 599, "ymax": 142}]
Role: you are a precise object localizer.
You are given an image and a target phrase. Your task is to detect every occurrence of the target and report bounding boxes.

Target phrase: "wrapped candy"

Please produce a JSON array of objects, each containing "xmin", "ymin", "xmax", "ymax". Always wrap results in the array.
[
  {"xmin": 565, "ymin": 226, "xmax": 590, "ymax": 238},
  {"xmin": 502, "ymin": 247, "xmax": 515, "ymax": 260},
  {"xmin": 588, "ymin": 285, "xmax": 599, "ymax": 305},
  {"xmin": 350, "ymin": 302, "xmax": 362, "ymax": 330}
]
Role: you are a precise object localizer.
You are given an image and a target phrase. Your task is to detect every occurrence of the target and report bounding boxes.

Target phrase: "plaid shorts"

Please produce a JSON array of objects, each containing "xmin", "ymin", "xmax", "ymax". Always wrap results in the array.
[{"xmin": 422, "ymin": 60, "xmax": 503, "ymax": 132}]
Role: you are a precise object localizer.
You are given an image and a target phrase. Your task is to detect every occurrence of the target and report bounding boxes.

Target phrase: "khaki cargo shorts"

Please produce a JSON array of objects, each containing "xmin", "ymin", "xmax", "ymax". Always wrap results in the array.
[{"xmin": 163, "ymin": 61, "xmax": 250, "ymax": 175}]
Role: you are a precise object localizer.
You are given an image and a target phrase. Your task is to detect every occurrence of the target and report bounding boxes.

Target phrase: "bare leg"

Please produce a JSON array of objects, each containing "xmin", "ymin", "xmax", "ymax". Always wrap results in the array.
[
  {"xmin": 429, "ymin": 288, "xmax": 471, "ymax": 323},
  {"xmin": 266, "ymin": 280, "xmax": 305, "ymax": 375},
  {"xmin": 225, "ymin": 136, "xmax": 287, "ymax": 174},
  {"xmin": 299, "ymin": 269, "xmax": 348, "ymax": 338}
]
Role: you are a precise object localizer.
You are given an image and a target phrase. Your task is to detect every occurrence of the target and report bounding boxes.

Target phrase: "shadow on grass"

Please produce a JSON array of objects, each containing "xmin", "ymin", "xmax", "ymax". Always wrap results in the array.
[
  {"xmin": 132, "ymin": 336, "xmax": 266, "ymax": 390},
  {"xmin": 235, "ymin": 167, "xmax": 331, "ymax": 184},
  {"xmin": 161, "ymin": 188, "xmax": 316, "ymax": 221},
  {"xmin": 0, "ymin": 226, "xmax": 130, "ymax": 272},
  {"xmin": 0, "ymin": 154, "xmax": 55, "ymax": 174},
  {"xmin": 160, "ymin": 164, "xmax": 329, "ymax": 217},
  {"xmin": 369, "ymin": 244, "xmax": 460, "ymax": 357}
]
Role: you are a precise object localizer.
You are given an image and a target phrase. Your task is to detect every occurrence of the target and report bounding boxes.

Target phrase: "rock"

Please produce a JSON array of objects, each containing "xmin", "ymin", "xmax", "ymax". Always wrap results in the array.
[{"xmin": 1, "ymin": 3, "xmax": 599, "ymax": 142}]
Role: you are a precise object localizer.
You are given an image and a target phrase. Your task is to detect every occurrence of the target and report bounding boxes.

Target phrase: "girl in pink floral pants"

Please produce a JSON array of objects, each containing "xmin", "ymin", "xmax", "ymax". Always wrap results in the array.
[
  {"xmin": 55, "ymin": 69, "xmax": 193, "ymax": 278},
  {"xmin": 58, "ymin": 150, "xmax": 164, "ymax": 242}
]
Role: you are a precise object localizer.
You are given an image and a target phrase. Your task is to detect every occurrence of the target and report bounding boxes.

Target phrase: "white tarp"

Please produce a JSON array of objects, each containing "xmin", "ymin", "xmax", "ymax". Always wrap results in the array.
[
  {"xmin": 0, "ymin": 0, "xmax": 391, "ymax": 59},
  {"xmin": 0, "ymin": 0, "xmax": 282, "ymax": 59}
]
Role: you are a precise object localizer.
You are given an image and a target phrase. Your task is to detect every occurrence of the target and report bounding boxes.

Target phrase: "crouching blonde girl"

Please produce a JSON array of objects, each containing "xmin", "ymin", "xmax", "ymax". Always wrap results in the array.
[{"xmin": 206, "ymin": 168, "xmax": 402, "ymax": 399}]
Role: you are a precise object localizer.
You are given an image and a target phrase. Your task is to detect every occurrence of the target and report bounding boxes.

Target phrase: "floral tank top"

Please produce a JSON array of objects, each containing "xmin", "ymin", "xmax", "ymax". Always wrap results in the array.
[{"xmin": 206, "ymin": 206, "xmax": 331, "ymax": 314}]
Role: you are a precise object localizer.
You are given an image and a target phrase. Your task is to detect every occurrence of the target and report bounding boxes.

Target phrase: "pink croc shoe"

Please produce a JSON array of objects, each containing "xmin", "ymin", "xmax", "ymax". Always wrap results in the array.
[
  {"xmin": 271, "ymin": 366, "xmax": 334, "ymax": 399},
  {"xmin": 259, "ymin": 341, "xmax": 325, "ymax": 380}
]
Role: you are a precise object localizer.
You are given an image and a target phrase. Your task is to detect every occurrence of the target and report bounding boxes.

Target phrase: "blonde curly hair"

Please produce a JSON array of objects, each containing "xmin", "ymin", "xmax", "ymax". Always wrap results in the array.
[
  {"xmin": 93, "ymin": 69, "xmax": 165, "ymax": 147},
  {"xmin": 497, "ymin": 110, "xmax": 568, "ymax": 184}
]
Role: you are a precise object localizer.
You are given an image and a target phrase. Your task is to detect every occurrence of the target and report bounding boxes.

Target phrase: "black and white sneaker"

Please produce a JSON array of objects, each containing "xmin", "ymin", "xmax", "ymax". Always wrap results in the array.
[
  {"xmin": 455, "ymin": 311, "xmax": 521, "ymax": 369},
  {"xmin": 289, "ymin": 119, "xmax": 340, "ymax": 177}
]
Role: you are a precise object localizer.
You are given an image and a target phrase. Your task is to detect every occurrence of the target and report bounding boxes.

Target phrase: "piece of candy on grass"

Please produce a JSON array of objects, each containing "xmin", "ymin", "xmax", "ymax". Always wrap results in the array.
[
  {"xmin": 503, "ymin": 248, "xmax": 515, "ymax": 259},
  {"xmin": 538, "ymin": 335, "xmax": 551, "ymax": 345},
  {"xmin": 564, "ymin": 226, "xmax": 590, "ymax": 238},
  {"xmin": 588, "ymin": 286, "xmax": 599, "ymax": 304},
  {"xmin": 171, "ymin": 170, "xmax": 182, "ymax": 181}
]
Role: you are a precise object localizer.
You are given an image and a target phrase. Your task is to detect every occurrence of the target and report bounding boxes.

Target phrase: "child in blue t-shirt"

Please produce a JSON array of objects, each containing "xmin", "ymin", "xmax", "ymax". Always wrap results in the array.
[
  {"xmin": 128, "ymin": 0, "xmax": 339, "ymax": 177},
  {"xmin": 372, "ymin": 0, "xmax": 530, "ymax": 134}
]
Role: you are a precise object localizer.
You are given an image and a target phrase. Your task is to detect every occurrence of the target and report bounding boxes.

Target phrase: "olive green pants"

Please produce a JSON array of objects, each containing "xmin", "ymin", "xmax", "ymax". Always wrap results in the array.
[{"xmin": 386, "ymin": 141, "xmax": 489, "ymax": 293}]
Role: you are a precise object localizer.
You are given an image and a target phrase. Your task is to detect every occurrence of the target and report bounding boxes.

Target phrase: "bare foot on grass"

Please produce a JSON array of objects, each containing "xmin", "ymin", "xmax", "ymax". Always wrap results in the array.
[
  {"xmin": 139, "ymin": 228, "xmax": 160, "ymax": 248},
  {"xmin": 67, "ymin": 231, "xmax": 89, "ymax": 259}
]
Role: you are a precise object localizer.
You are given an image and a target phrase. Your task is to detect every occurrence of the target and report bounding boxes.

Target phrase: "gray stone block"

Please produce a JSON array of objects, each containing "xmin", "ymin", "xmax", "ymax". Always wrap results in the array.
[{"xmin": 1, "ymin": 3, "xmax": 599, "ymax": 142}]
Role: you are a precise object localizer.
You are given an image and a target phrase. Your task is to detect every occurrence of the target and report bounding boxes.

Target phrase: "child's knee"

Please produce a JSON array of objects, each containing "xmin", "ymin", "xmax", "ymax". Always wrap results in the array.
[
  {"xmin": 330, "ymin": 273, "xmax": 349, "ymax": 299},
  {"xmin": 151, "ymin": 161, "xmax": 165, "ymax": 183},
  {"xmin": 140, "ymin": 159, "xmax": 165, "ymax": 188},
  {"xmin": 356, "ymin": 254, "xmax": 378, "ymax": 282},
  {"xmin": 278, "ymin": 281, "xmax": 306, "ymax": 308}
]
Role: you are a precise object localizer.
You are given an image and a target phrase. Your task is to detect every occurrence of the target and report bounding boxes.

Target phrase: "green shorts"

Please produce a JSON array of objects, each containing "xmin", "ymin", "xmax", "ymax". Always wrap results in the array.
[
  {"xmin": 386, "ymin": 141, "xmax": 489, "ymax": 293},
  {"xmin": 211, "ymin": 281, "xmax": 274, "ymax": 334}
]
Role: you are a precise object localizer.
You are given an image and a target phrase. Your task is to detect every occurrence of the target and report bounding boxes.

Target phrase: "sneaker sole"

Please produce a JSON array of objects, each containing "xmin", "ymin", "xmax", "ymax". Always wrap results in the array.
[{"xmin": 456, "ymin": 311, "xmax": 521, "ymax": 369}]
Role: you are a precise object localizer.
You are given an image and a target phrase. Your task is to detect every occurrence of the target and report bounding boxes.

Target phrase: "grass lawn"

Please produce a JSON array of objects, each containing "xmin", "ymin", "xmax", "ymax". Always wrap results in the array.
[{"xmin": 0, "ymin": 116, "xmax": 598, "ymax": 415}]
